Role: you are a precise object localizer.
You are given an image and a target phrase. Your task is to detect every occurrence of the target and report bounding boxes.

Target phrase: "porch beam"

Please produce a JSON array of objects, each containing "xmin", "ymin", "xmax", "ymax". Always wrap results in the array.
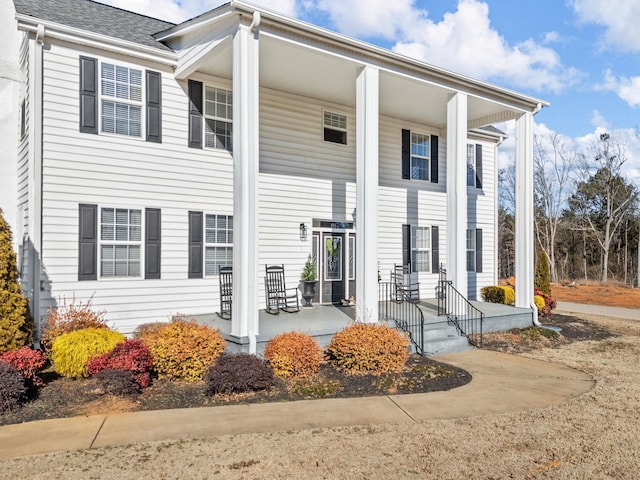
[
  {"xmin": 515, "ymin": 112, "xmax": 534, "ymax": 309},
  {"xmin": 231, "ymin": 23, "xmax": 260, "ymax": 347},
  {"xmin": 446, "ymin": 92, "xmax": 468, "ymax": 296},
  {"xmin": 355, "ymin": 65, "xmax": 379, "ymax": 323}
]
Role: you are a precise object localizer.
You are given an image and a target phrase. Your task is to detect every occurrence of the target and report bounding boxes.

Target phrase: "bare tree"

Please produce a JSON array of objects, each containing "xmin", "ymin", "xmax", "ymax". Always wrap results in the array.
[
  {"xmin": 533, "ymin": 133, "xmax": 577, "ymax": 282},
  {"xmin": 569, "ymin": 133, "xmax": 639, "ymax": 282}
]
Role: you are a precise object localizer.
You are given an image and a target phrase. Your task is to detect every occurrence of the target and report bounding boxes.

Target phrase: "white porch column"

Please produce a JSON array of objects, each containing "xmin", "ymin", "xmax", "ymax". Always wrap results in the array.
[
  {"xmin": 515, "ymin": 112, "xmax": 534, "ymax": 309},
  {"xmin": 446, "ymin": 92, "xmax": 468, "ymax": 296},
  {"xmin": 231, "ymin": 23, "xmax": 259, "ymax": 347},
  {"xmin": 355, "ymin": 65, "xmax": 379, "ymax": 323}
]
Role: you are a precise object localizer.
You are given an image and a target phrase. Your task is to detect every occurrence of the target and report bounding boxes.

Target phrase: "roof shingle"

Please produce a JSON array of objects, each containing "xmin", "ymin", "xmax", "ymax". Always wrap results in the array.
[{"xmin": 13, "ymin": 0, "xmax": 175, "ymax": 51}]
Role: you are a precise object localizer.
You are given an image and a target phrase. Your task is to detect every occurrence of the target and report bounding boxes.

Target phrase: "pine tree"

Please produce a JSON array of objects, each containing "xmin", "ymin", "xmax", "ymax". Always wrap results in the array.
[
  {"xmin": 0, "ymin": 208, "xmax": 33, "ymax": 352},
  {"xmin": 534, "ymin": 250, "xmax": 552, "ymax": 296}
]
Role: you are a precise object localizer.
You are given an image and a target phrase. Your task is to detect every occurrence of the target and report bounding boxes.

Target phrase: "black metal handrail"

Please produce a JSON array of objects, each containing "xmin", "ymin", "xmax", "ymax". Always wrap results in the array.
[
  {"xmin": 378, "ymin": 281, "xmax": 424, "ymax": 355},
  {"xmin": 437, "ymin": 279, "xmax": 484, "ymax": 348}
]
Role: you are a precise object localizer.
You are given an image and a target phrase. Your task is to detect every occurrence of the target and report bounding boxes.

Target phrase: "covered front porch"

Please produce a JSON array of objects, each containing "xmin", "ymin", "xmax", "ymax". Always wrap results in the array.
[{"xmin": 190, "ymin": 298, "xmax": 532, "ymax": 356}]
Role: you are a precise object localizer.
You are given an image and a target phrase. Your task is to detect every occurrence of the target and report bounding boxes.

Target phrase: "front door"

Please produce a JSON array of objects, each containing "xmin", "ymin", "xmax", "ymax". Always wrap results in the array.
[{"xmin": 321, "ymin": 232, "xmax": 345, "ymax": 304}]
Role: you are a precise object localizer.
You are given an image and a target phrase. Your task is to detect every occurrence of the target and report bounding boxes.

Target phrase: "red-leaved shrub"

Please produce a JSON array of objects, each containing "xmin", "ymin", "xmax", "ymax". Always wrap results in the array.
[
  {"xmin": 87, "ymin": 339, "xmax": 153, "ymax": 388},
  {"xmin": 0, "ymin": 347, "xmax": 47, "ymax": 386},
  {"xmin": 534, "ymin": 288, "xmax": 557, "ymax": 318}
]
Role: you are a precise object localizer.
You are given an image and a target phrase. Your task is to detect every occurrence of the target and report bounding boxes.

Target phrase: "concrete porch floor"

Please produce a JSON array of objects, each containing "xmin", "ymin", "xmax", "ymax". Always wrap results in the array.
[{"xmin": 189, "ymin": 298, "xmax": 534, "ymax": 355}]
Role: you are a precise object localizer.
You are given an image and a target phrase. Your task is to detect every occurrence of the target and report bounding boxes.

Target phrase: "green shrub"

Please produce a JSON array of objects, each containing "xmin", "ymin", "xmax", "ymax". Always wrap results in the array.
[
  {"xmin": 326, "ymin": 323, "xmax": 409, "ymax": 376},
  {"xmin": 263, "ymin": 332, "xmax": 324, "ymax": 378},
  {"xmin": 140, "ymin": 319, "xmax": 226, "ymax": 382},
  {"xmin": 0, "ymin": 208, "xmax": 33, "ymax": 353},
  {"xmin": 204, "ymin": 353, "xmax": 274, "ymax": 394},
  {"xmin": 481, "ymin": 286, "xmax": 515, "ymax": 305},
  {"xmin": 41, "ymin": 297, "xmax": 108, "ymax": 352},
  {"xmin": 535, "ymin": 251, "xmax": 552, "ymax": 295},
  {"xmin": 0, "ymin": 361, "xmax": 27, "ymax": 412},
  {"xmin": 51, "ymin": 328, "xmax": 125, "ymax": 378}
]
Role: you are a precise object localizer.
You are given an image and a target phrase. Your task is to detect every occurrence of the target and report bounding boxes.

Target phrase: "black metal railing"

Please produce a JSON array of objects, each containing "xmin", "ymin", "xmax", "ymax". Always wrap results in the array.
[
  {"xmin": 437, "ymin": 279, "xmax": 484, "ymax": 348},
  {"xmin": 378, "ymin": 281, "xmax": 424, "ymax": 355}
]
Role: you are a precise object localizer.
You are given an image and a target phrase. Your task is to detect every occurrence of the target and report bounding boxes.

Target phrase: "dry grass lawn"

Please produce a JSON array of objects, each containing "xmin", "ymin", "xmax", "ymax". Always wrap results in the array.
[
  {"xmin": 1, "ymin": 311, "xmax": 639, "ymax": 479},
  {"xmin": 552, "ymin": 282, "xmax": 640, "ymax": 308}
]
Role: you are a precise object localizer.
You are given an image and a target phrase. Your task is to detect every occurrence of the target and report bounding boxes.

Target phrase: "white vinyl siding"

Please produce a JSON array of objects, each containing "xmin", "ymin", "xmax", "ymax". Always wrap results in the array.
[
  {"xmin": 100, "ymin": 63, "xmax": 142, "ymax": 137},
  {"xmin": 204, "ymin": 86, "xmax": 232, "ymax": 151},
  {"xmin": 411, "ymin": 226, "xmax": 431, "ymax": 273},
  {"xmin": 100, "ymin": 207, "xmax": 142, "ymax": 277},
  {"xmin": 204, "ymin": 214, "xmax": 233, "ymax": 276}
]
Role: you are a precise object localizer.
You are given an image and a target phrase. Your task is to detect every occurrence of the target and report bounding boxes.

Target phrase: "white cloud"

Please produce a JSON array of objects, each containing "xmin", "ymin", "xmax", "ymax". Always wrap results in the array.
[
  {"xmin": 388, "ymin": 0, "xmax": 580, "ymax": 94},
  {"xmin": 570, "ymin": 0, "xmax": 640, "ymax": 53},
  {"xmin": 95, "ymin": 0, "xmax": 297, "ymax": 23},
  {"xmin": 590, "ymin": 110, "xmax": 611, "ymax": 129},
  {"xmin": 599, "ymin": 70, "xmax": 640, "ymax": 108}
]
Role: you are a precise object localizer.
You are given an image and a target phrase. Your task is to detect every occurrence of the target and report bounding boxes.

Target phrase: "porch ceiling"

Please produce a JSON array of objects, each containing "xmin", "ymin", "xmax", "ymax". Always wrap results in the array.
[{"xmin": 192, "ymin": 32, "xmax": 523, "ymax": 130}]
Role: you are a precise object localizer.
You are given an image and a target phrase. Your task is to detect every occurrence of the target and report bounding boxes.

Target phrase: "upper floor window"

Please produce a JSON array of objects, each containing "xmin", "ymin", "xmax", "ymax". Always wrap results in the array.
[
  {"xmin": 411, "ymin": 133, "xmax": 430, "ymax": 181},
  {"xmin": 204, "ymin": 86, "xmax": 233, "ymax": 151},
  {"xmin": 467, "ymin": 143, "xmax": 483, "ymax": 189},
  {"xmin": 101, "ymin": 63, "xmax": 142, "ymax": 137},
  {"xmin": 323, "ymin": 111, "xmax": 347, "ymax": 144}
]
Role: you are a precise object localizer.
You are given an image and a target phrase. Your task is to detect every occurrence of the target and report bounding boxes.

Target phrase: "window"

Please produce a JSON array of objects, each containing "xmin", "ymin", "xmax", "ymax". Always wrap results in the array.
[
  {"xmin": 100, "ymin": 208, "xmax": 142, "ymax": 277},
  {"xmin": 323, "ymin": 111, "xmax": 347, "ymax": 144},
  {"xmin": 411, "ymin": 226, "xmax": 431, "ymax": 272},
  {"xmin": 467, "ymin": 143, "xmax": 483, "ymax": 188},
  {"xmin": 466, "ymin": 229, "xmax": 476, "ymax": 272},
  {"xmin": 411, "ymin": 132, "xmax": 430, "ymax": 181},
  {"xmin": 204, "ymin": 214, "xmax": 233, "ymax": 275},
  {"xmin": 101, "ymin": 63, "xmax": 142, "ymax": 137},
  {"xmin": 204, "ymin": 86, "xmax": 233, "ymax": 151}
]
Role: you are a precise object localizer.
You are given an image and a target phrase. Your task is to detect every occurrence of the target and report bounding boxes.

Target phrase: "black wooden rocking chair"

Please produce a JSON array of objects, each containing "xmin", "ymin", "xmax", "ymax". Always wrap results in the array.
[
  {"xmin": 218, "ymin": 266, "xmax": 232, "ymax": 319},
  {"xmin": 391, "ymin": 263, "xmax": 420, "ymax": 303},
  {"xmin": 264, "ymin": 265, "xmax": 300, "ymax": 314}
]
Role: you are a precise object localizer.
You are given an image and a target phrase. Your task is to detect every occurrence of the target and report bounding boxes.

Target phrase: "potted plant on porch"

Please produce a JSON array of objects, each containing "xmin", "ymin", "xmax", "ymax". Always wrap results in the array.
[{"xmin": 299, "ymin": 255, "xmax": 318, "ymax": 307}]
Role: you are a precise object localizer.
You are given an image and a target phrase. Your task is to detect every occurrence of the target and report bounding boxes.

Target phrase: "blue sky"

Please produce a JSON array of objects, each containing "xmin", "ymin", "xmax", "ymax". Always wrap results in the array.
[{"xmin": 99, "ymin": 0, "xmax": 640, "ymax": 181}]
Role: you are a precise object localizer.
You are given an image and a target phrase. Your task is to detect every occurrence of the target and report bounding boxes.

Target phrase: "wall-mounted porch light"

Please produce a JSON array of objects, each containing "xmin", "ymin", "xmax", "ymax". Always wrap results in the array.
[{"xmin": 299, "ymin": 222, "xmax": 308, "ymax": 241}]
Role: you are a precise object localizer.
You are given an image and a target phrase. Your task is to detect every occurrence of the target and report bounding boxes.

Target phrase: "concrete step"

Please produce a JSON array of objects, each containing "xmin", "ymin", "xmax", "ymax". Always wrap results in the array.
[{"xmin": 424, "ymin": 334, "xmax": 473, "ymax": 356}]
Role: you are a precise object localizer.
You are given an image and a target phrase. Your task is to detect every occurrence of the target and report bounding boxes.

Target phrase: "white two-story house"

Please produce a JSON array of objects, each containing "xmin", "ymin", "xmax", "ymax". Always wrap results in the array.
[{"xmin": 5, "ymin": 0, "xmax": 547, "ymax": 350}]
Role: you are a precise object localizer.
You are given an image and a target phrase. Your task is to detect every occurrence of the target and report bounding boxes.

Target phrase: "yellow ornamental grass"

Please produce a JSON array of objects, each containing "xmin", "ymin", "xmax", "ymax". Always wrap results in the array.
[
  {"xmin": 264, "ymin": 332, "xmax": 324, "ymax": 378},
  {"xmin": 51, "ymin": 328, "xmax": 125, "ymax": 378},
  {"xmin": 141, "ymin": 319, "xmax": 226, "ymax": 382},
  {"xmin": 327, "ymin": 323, "xmax": 410, "ymax": 376}
]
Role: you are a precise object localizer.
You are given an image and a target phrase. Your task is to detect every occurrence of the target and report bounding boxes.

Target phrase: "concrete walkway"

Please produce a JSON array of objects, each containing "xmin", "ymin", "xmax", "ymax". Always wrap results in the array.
[
  {"xmin": 0, "ymin": 349, "xmax": 593, "ymax": 460},
  {"xmin": 556, "ymin": 301, "xmax": 640, "ymax": 321}
]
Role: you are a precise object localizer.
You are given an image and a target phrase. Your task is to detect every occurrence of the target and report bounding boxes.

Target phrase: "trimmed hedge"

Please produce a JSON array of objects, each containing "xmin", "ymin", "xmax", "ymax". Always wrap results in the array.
[
  {"xmin": 51, "ymin": 328, "xmax": 125, "ymax": 378},
  {"xmin": 204, "ymin": 353, "xmax": 274, "ymax": 394},
  {"xmin": 480, "ymin": 285, "xmax": 515, "ymax": 305},
  {"xmin": 263, "ymin": 332, "xmax": 324, "ymax": 379},
  {"xmin": 87, "ymin": 339, "xmax": 153, "ymax": 389},
  {"xmin": 326, "ymin": 323, "xmax": 409, "ymax": 376}
]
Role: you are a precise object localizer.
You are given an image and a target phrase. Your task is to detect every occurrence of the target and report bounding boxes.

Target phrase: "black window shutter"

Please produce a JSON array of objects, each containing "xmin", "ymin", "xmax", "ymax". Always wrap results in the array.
[
  {"xmin": 401, "ymin": 129, "xmax": 411, "ymax": 179},
  {"xmin": 78, "ymin": 204, "xmax": 97, "ymax": 280},
  {"xmin": 145, "ymin": 208, "xmax": 161, "ymax": 279},
  {"xmin": 430, "ymin": 135, "xmax": 439, "ymax": 183},
  {"xmin": 402, "ymin": 224, "xmax": 411, "ymax": 270},
  {"xmin": 475, "ymin": 144, "xmax": 483, "ymax": 188},
  {"xmin": 431, "ymin": 226, "xmax": 439, "ymax": 274},
  {"xmin": 476, "ymin": 228, "xmax": 483, "ymax": 273},
  {"xmin": 146, "ymin": 70, "xmax": 162, "ymax": 143},
  {"xmin": 79, "ymin": 56, "xmax": 98, "ymax": 134},
  {"xmin": 188, "ymin": 80, "xmax": 203, "ymax": 149},
  {"xmin": 188, "ymin": 211, "xmax": 203, "ymax": 278}
]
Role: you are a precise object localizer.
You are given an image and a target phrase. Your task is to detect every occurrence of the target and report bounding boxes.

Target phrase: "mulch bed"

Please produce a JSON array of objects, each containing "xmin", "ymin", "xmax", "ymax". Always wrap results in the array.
[{"xmin": 0, "ymin": 355, "xmax": 471, "ymax": 427}]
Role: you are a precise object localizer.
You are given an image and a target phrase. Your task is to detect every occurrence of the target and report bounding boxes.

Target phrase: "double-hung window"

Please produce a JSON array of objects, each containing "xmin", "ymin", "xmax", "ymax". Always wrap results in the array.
[
  {"xmin": 204, "ymin": 214, "xmax": 233, "ymax": 275},
  {"xmin": 411, "ymin": 133, "xmax": 430, "ymax": 181},
  {"xmin": 323, "ymin": 111, "xmax": 347, "ymax": 144},
  {"xmin": 204, "ymin": 86, "xmax": 233, "ymax": 151},
  {"xmin": 411, "ymin": 226, "xmax": 431, "ymax": 273},
  {"xmin": 467, "ymin": 143, "xmax": 483, "ymax": 188},
  {"xmin": 466, "ymin": 228, "xmax": 483, "ymax": 273},
  {"xmin": 100, "ymin": 208, "xmax": 142, "ymax": 277},
  {"xmin": 101, "ymin": 63, "xmax": 142, "ymax": 137}
]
